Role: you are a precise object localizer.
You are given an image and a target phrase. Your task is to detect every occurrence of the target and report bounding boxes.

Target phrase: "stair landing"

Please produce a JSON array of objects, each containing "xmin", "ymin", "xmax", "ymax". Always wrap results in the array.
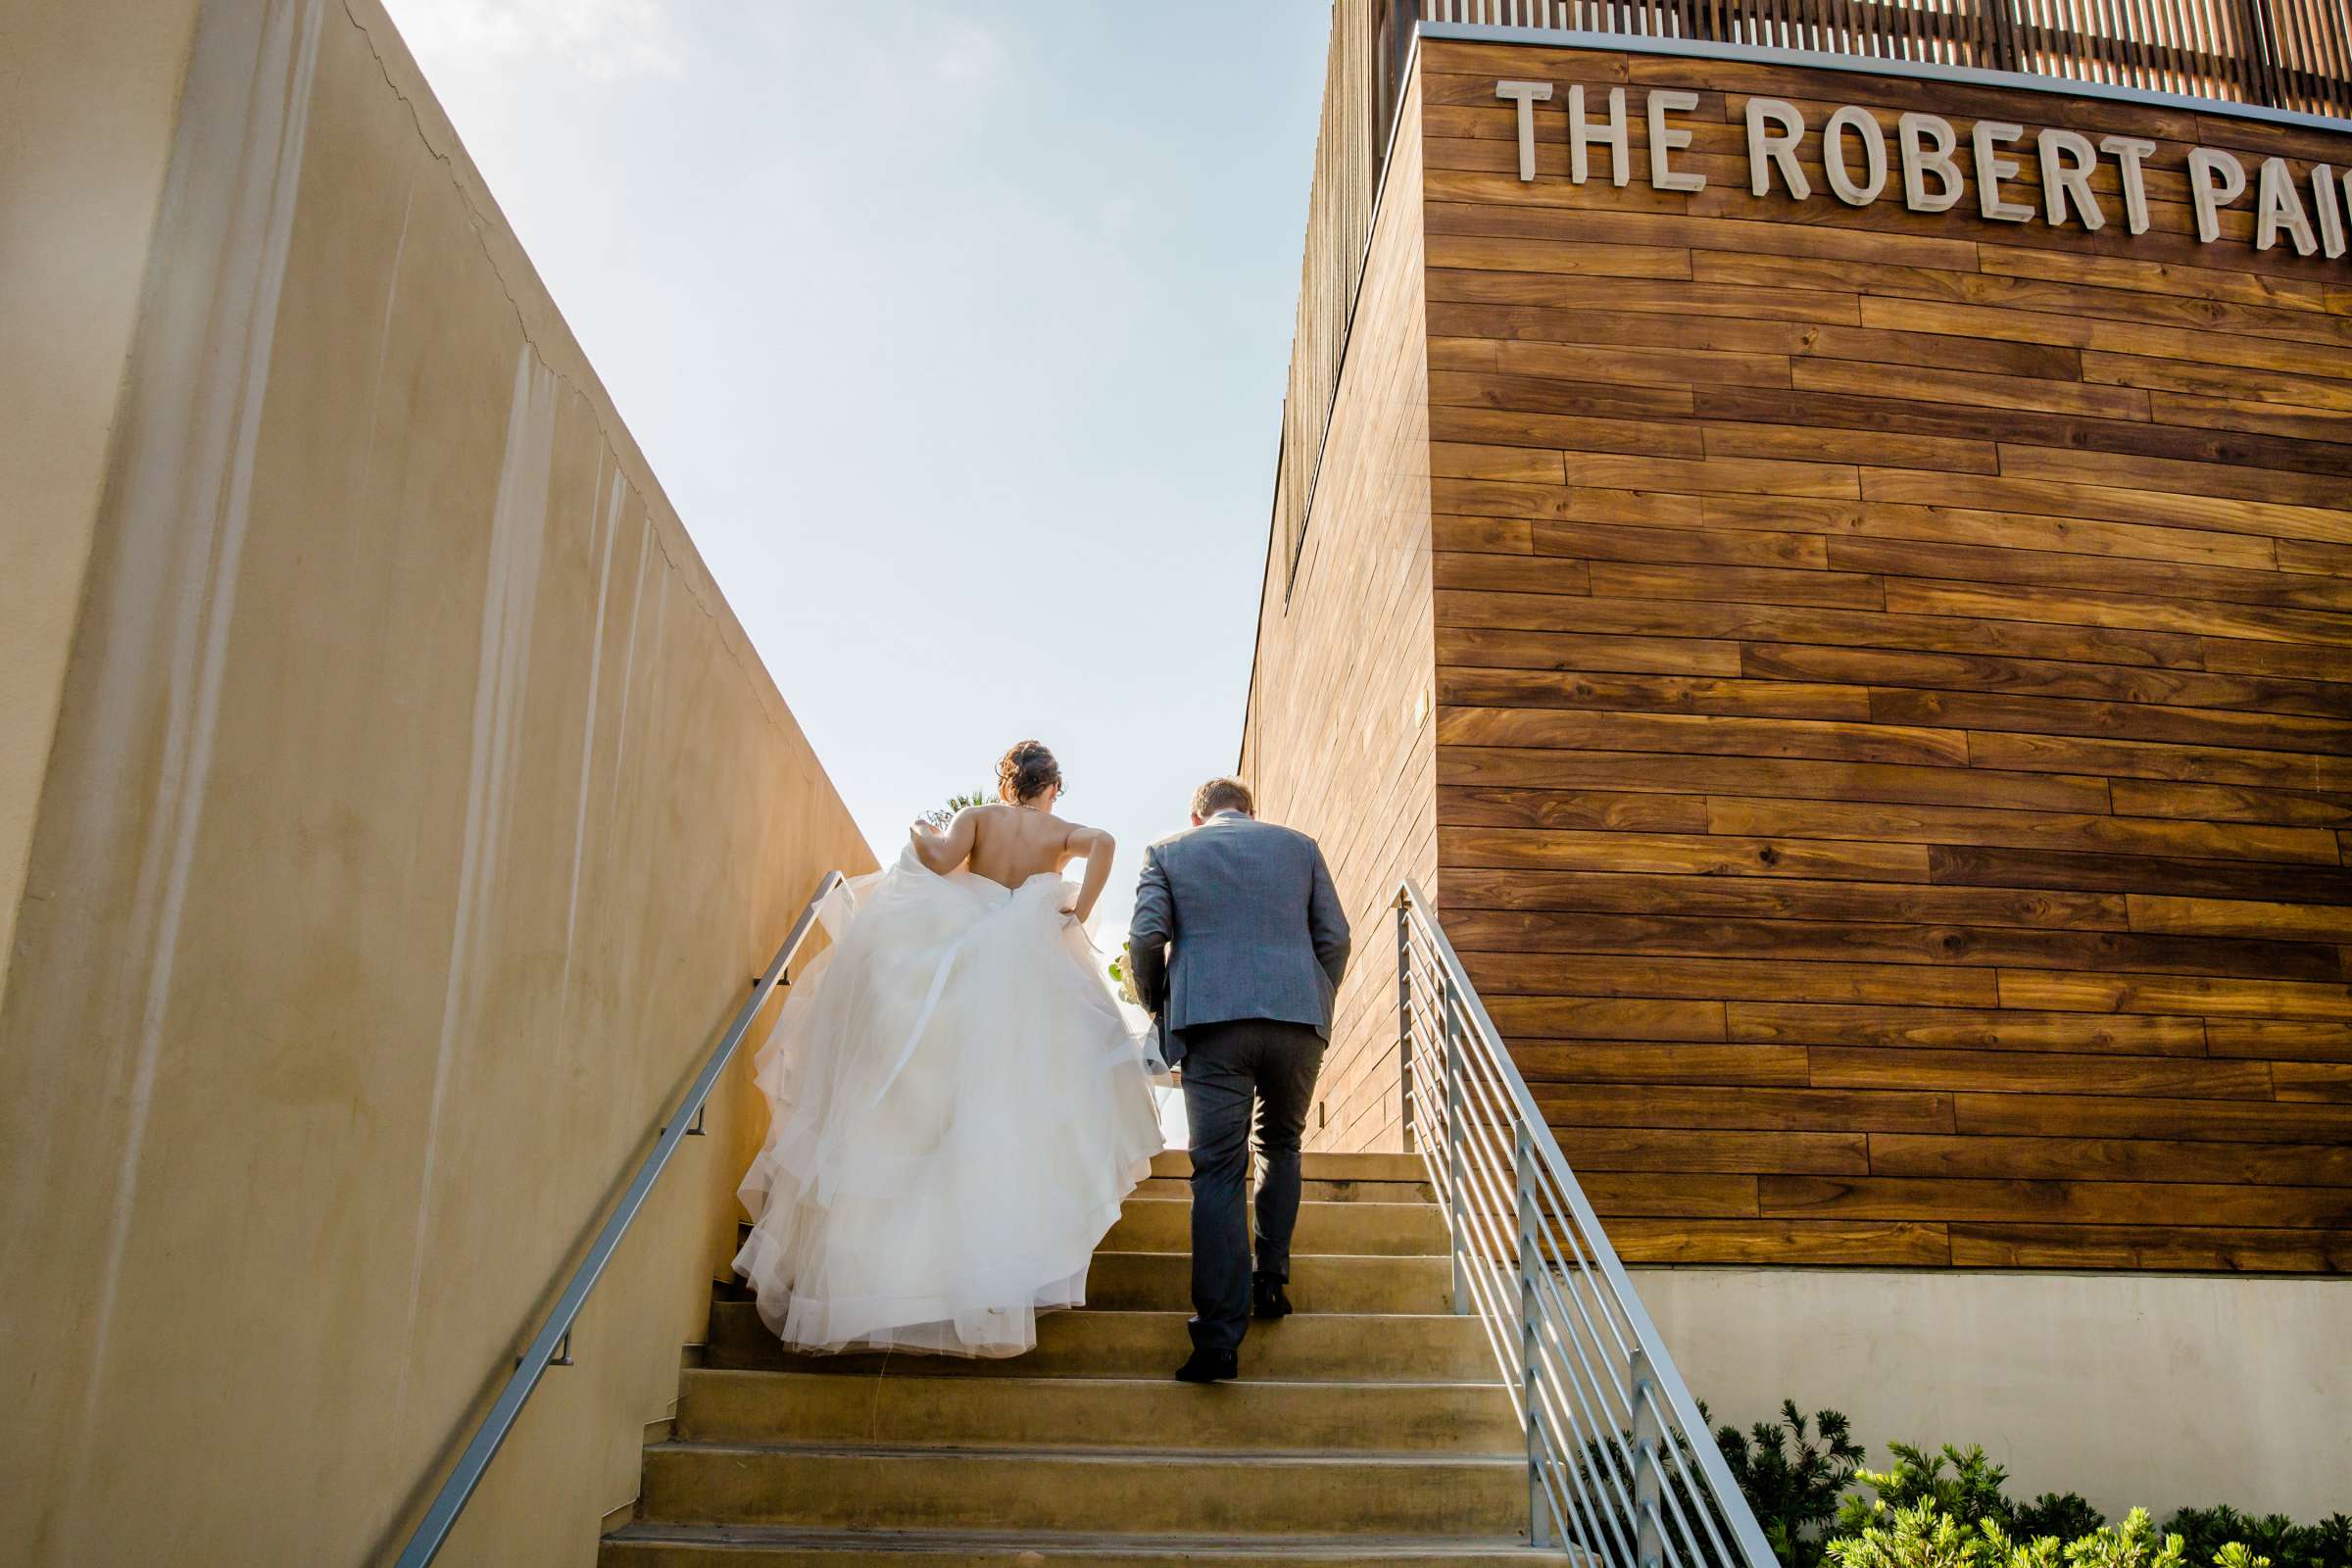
[{"xmin": 602, "ymin": 1151, "xmax": 1564, "ymax": 1566}]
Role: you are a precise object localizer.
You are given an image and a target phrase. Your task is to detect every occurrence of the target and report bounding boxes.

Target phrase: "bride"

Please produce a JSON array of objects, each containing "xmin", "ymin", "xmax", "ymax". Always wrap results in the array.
[{"xmin": 732, "ymin": 740, "xmax": 1165, "ymax": 1356}]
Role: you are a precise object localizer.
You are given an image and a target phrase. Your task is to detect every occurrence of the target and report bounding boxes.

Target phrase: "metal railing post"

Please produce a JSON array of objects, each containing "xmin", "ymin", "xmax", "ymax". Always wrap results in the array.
[
  {"xmin": 1517, "ymin": 1117, "xmax": 1552, "ymax": 1548},
  {"xmin": 1631, "ymin": 1348, "xmax": 1665, "ymax": 1568},
  {"xmin": 1444, "ymin": 975, "xmax": 1468, "ymax": 1316},
  {"xmin": 1396, "ymin": 897, "xmax": 1415, "ymax": 1153}
]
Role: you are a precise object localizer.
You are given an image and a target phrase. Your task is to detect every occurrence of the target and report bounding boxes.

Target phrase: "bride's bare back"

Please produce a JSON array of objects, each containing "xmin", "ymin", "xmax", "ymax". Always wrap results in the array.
[
  {"xmin": 907, "ymin": 744, "xmax": 1116, "ymax": 921},
  {"xmin": 956, "ymin": 805, "xmax": 1070, "ymax": 886}
]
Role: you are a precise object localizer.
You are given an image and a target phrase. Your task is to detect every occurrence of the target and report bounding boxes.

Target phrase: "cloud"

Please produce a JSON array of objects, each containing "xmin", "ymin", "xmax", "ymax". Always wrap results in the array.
[
  {"xmin": 387, "ymin": 0, "xmax": 686, "ymax": 80},
  {"xmin": 929, "ymin": 17, "xmax": 1006, "ymax": 84}
]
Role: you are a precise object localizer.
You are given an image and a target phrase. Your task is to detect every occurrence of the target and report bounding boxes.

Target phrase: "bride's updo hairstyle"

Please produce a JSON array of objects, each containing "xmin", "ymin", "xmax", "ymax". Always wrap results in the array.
[{"xmin": 997, "ymin": 740, "xmax": 1063, "ymax": 805}]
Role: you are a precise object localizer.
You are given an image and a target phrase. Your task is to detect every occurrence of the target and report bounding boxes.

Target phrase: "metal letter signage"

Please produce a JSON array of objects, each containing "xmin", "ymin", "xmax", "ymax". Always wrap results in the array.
[{"xmin": 1496, "ymin": 79, "xmax": 2352, "ymax": 259}]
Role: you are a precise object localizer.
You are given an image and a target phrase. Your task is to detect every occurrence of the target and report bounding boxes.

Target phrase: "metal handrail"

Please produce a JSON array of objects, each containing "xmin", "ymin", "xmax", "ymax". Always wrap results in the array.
[
  {"xmin": 1396, "ymin": 879, "xmax": 1778, "ymax": 1568},
  {"xmin": 392, "ymin": 870, "xmax": 847, "ymax": 1568}
]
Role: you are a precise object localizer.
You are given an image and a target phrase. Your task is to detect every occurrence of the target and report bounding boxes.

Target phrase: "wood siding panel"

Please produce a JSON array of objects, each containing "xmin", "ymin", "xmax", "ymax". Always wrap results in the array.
[
  {"xmin": 1414, "ymin": 40, "xmax": 2352, "ymax": 1275},
  {"xmin": 1241, "ymin": 79, "xmax": 1435, "ymax": 1155}
]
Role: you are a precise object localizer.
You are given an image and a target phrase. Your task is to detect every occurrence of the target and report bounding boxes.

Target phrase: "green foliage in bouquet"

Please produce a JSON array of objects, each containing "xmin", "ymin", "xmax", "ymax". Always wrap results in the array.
[
  {"xmin": 1105, "ymin": 940, "xmax": 1141, "ymax": 1005},
  {"xmin": 921, "ymin": 790, "xmax": 989, "ymax": 829}
]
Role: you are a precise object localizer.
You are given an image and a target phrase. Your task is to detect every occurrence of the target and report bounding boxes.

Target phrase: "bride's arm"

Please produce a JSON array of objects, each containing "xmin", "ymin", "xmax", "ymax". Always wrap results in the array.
[
  {"xmin": 909, "ymin": 807, "xmax": 980, "ymax": 874},
  {"xmin": 1063, "ymin": 823, "xmax": 1115, "ymax": 924}
]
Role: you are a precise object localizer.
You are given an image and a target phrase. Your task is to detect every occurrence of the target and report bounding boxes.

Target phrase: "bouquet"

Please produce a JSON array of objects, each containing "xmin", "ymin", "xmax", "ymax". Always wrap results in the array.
[
  {"xmin": 1106, "ymin": 940, "xmax": 1142, "ymax": 1006},
  {"xmin": 920, "ymin": 790, "xmax": 988, "ymax": 829}
]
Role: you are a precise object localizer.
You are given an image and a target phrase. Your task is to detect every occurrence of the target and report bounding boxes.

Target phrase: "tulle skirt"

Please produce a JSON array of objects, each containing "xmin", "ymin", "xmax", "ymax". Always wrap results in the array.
[{"xmin": 733, "ymin": 848, "xmax": 1164, "ymax": 1356}]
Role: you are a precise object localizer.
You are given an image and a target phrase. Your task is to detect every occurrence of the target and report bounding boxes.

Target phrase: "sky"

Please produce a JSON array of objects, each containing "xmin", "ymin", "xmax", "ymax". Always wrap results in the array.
[{"xmin": 383, "ymin": 0, "xmax": 1332, "ymax": 935}]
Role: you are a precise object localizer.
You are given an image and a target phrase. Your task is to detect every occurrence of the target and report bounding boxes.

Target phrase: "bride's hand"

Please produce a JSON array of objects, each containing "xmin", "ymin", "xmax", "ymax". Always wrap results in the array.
[{"xmin": 909, "ymin": 817, "xmax": 941, "ymax": 839}]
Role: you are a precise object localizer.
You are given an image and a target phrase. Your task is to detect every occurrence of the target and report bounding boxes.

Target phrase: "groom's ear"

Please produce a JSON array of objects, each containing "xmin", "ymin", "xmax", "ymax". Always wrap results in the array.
[{"xmin": 1190, "ymin": 812, "xmax": 1205, "ymax": 828}]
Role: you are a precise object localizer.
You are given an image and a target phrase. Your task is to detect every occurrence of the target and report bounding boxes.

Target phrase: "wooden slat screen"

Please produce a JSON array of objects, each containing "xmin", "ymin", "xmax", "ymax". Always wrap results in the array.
[
  {"xmin": 1412, "ymin": 0, "xmax": 2352, "ymax": 116},
  {"xmin": 1276, "ymin": 1, "xmax": 1381, "ymax": 598}
]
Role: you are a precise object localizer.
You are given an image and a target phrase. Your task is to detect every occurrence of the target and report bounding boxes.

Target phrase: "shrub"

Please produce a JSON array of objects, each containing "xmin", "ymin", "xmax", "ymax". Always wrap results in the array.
[
  {"xmin": 1610, "ymin": 1396, "xmax": 2332, "ymax": 1568},
  {"xmin": 2165, "ymin": 1509, "xmax": 2352, "ymax": 1568},
  {"xmin": 1717, "ymin": 1402, "xmax": 1867, "ymax": 1568},
  {"xmin": 1828, "ymin": 1497, "xmax": 1998, "ymax": 1568},
  {"xmin": 1837, "ymin": 1444, "xmax": 2022, "ymax": 1538},
  {"xmin": 2018, "ymin": 1495, "xmax": 2109, "ymax": 1543},
  {"xmin": 1828, "ymin": 1501, "xmax": 2261, "ymax": 1568}
]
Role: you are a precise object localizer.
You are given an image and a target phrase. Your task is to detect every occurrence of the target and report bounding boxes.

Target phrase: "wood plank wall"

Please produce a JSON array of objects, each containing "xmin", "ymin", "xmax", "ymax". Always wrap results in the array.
[
  {"xmin": 1243, "ymin": 78, "xmax": 1439, "ymax": 1155},
  {"xmin": 1277, "ymin": 0, "xmax": 1383, "ymax": 583},
  {"xmin": 1421, "ymin": 38, "xmax": 2352, "ymax": 1272}
]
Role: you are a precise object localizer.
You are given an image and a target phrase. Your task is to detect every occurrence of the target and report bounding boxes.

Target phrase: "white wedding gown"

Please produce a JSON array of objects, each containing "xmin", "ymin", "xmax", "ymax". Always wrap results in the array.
[{"xmin": 733, "ymin": 846, "xmax": 1165, "ymax": 1356}]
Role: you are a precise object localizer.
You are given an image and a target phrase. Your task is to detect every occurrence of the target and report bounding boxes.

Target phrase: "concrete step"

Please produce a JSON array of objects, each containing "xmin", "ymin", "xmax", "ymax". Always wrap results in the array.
[
  {"xmin": 672, "ymin": 1368, "xmax": 1519, "ymax": 1451},
  {"xmin": 601, "ymin": 1525, "xmax": 1570, "ymax": 1567},
  {"xmin": 1152, "ymin": 1151, "xmax": 1430, "ymax": 1186},
  {"xmin": 1104, "ymin": 1198, "xmax": 1446, "ymax": 1258},
  {"xmin": 704, "ymin": 1305, "xmax": 1498, "ymax": 1382},
  {"xmin": 636, "ymin": 1445, "xmax": 1531, "ymax": 1536},
  {"xmin": 734, "ymin": 1185, "xmax": 1445, "ymax": 1263},
  {"xmin": 1136, "ymin": 1174, "xmax": 1437, "ymax": 1203},
  {"xmin": 1085, "ymin": 1251, "xmax": 1450, "ymax": 1315},
  {"xmin": 711, "ymin": 1252, "xmax": 1450, "ymax": 1318}
]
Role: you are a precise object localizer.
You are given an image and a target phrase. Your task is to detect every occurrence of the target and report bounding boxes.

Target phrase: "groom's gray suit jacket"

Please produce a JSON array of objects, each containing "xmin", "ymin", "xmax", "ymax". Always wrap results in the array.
[{"xmin": 1127, "ymin": 811, "xmax": 1351, "ymax": 1068}]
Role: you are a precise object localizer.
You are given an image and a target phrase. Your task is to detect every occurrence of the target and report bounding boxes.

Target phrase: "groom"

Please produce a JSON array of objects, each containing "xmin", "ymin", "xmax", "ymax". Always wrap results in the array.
[{"xmin": 1128, "ymin": 777, "xmax": 1350, "ymax": 1384}]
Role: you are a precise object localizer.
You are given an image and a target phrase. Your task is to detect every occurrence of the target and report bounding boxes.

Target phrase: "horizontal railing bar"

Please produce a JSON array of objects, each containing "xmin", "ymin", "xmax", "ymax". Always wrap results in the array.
[
  {"xmin": 1410, "ymin": 895, "xmax": 1682, "ymax": 1379},
  {"xmin": 1397, "ymin": 878, "xmax": 1780, "ymax": 1568},
  {"xmin": 1650, "ymin": 1387, "xmax": 1742, "ymax": 1568},
  {"xmin": 1551, "ymin": 1439, "xmax": 1620, "ymax": 1563},
  {"xmin": 1541, "ymin": 1460, "xmax": 1603, "ymax": 1564},
  {"xmin": 1425, "ymin": 1130, "xmax": 1528, "ymax": 1409},
  {"xmin": 1451, "ymin": 1159, "xmax": 1529, "ymax": 1298},
  {"xmin": 1404, "ymin": 921, "xmax": 1724, "ymax": 1568},
  {"xmin": 1406, "ymin": 1042, "xmax": 1650, "ymax": 1553},
  {"xmin": 1444, "ymin": 1136, "xmax": 1525, "ymax": 1288},
  {"xmin": 1437, "ymin": 1094, "xmax": 1528, "ymax": 1273},
  {"xmin": 1428, "ymin": 1133, "xmax": 1524, "ymax": 1365},
  {"xmin": 392, "ymin": 870, "xmax": 847, "ymax": 1568},
  {"xmin": 1527, "ymin": 1159, "xmax": 1642, "ymax": 1370},
  {"xmin": 1527, "ymin": 1279, "xmax": 1648, "ymax": 1541},
  {"xmin": 1459, "ymin": 1263, "xmax": 1529, "ymax": 1424},
  {"xmin": 1533, "ymin": 1254, "xmax": 1642, "ymax": 1448}
]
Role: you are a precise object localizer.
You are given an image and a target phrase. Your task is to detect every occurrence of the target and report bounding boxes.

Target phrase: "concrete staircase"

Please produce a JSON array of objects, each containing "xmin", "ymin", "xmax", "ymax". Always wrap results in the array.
[{"xmin": 600, "ymin": 1151, "xmax": 1567, "ymax": 1566}]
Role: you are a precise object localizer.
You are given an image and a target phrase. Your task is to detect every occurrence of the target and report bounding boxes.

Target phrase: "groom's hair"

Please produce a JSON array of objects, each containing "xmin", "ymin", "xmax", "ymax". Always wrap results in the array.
[{"xmin": 1192, "ymin": 777, "xmax": 1254, "ymax": 818}]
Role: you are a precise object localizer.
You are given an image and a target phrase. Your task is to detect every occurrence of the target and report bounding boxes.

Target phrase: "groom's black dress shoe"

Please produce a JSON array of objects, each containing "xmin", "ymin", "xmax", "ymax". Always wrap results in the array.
[
  {"xmin": 1251, "ymin": 1278, "xmax": 1294, "ymax": 1319},
  {"xmin": 1174, "ymin": 1348, "xmax": 1239, "ymax": 1384}
]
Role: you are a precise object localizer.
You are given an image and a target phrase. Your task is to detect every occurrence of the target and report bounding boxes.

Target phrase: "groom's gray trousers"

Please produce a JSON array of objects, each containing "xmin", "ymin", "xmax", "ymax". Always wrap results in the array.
[{"xmin": 1178, "ymin": 1017, "xmax": 1327, "ymax": 1355}]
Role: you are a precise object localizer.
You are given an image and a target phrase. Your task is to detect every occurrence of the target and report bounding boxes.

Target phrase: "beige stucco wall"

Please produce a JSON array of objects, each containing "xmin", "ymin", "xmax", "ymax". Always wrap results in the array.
[
  {"xmin": 0, "ymin": 2, "xmax": 874, "ymax": 1565},
  {"xmin": 1639, "ymin": 1268, "xmax": 2351, "ymax": 1521},
  {"xmin": 0, "ymin": 0, "xmax": 206, "ymax": 1018}
]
